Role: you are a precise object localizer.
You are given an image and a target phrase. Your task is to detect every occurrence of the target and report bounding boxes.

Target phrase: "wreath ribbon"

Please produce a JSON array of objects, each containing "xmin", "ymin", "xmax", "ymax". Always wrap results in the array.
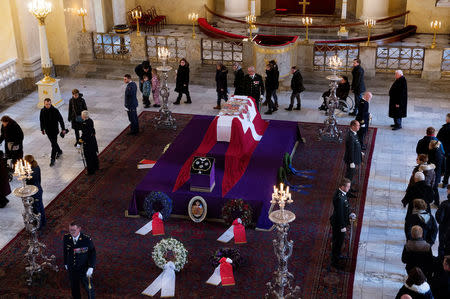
[
  {"xmin": 206, "ymin": 258, "xmax": 234, "ymax": 286},
  {"xmin": 142, "ymin": 261, "xmax": 176, "ymax": 297}
]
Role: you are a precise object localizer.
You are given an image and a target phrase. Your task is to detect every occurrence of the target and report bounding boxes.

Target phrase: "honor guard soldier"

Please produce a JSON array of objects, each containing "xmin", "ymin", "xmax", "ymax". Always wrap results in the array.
[{"xmin": 64, "ymin": 221, "xmax": 96, "ymax": 299}]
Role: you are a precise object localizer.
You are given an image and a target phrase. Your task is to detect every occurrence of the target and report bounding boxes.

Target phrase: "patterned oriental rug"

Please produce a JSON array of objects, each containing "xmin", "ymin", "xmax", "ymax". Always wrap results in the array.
[{"xmin": 0, "ymin": 112, "xmax": 376, "ymax": 298}]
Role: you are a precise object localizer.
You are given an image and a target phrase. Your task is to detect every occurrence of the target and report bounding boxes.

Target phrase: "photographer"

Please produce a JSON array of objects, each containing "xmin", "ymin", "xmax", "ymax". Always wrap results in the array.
[{"xmin": 39, "ymin": 98, "xmax": 67, "ymax": 167}]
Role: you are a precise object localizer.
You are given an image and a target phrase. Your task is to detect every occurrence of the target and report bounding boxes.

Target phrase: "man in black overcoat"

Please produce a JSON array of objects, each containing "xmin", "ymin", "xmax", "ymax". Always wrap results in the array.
[
  {"xmin": 437, "ymin": 113, "xmax": 450, "ymax": 186},
  {"xmin": 349, "ymin": 59, "xmax": 366, "ymax": 116},
  {"xmin": 389, "ymin": 70, "xmax": 408, "ymax": 130},
  {"xmin": 40, "ymin": 98, "xmax": 67, "ymax": 167},
  {"xmin": 0, "ymin": 115, "xmax": 24, "ymax": 165},
  {"xmin": 286, "ymin": 66, "xmax": 305, "ymax": 111},
  {"xmin": 134, "ymin": 60, "xmax": 152, "ymax": 93},
  {"xmin": 243, "ymin": 66, "xmax": 264, "ymax": 111},
  {"xmin": 344, "ymin": 120, "xmax": 362, "ymax": 196},
  {"xmin": 355, "ymin": 92, "xmax": 372, "ymax": 150},
  {"xmin": 232, "ymin": 62, "xmax": 245, "ymax": 96},
  {"xmin": 64, "ymin": 221, "xmax": 96, "ymax": 299},
  {"xmin": 68, "ymin": 89, "xmax": 88, "ymax": 147},
  {"xmin": 402, "ymin": 171, "xmax": 433, "ymax": 216},
  {"xmin": 80, "ymin": 111, "xmax": 99, "ymax": 175},
  {"xmin": 330, "ymin": 178, "xmax": 353, "ymax": 269},
  {"xmin": 436, "ymin": 186, "xmax": 450, "ymax": 258},
  {"xmin": 264, "ymin": 63, "xmax": 278, "ymax": 115}
]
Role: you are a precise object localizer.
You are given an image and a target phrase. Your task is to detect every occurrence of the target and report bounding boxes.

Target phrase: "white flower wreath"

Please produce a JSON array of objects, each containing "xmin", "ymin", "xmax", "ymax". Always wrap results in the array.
[{"xmin": 152, "ymin": 238, "xmax": 188, "ymax": 272}]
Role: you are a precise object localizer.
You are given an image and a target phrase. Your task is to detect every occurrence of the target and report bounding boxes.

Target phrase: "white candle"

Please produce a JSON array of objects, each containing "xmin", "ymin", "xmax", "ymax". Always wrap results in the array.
[{"xmin": 251, "ymin": 0, "xmax": 255, "ymax": 16}]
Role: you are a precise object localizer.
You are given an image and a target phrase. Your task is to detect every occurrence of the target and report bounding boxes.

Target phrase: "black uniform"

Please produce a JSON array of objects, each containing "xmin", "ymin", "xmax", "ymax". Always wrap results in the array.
[
  {"xmin": 355, "ymin": 99, "xmax": 370, "ymax": 149},
  {"xmin": 330, "ymin": 189, "xmax": 351, "ymax": 264},
  {"xmin": 0, "ymin": 119, "xmax": 24, "ymax": 164},
  {"xmin": 344, "ymin": 129, "xmax": 362, "ymax": 181},
  {"xmin": 351, "ymin": 65, "xmax": 366, "ymax": 114},
  {"xmin": 40, "ymin": 105, "xmax": 66, "ymax": 161},
  {"xmin": 63, "ymin": 232, "xmax": 96, "ymax": 299},
  {"xmin": 437, "ymin": 123, "xmax": 450, "ymax": 185},
  {"xmin": 81, "ymin": 118, "xmax": 99, "ymax": 175},
  {"xmin": 233, "ymin": 68, "xmax": 245, "ymax": 95},
  {"xmin": 68, "ymin": 94, "xmax": 87, "ymax": 145},
  {"xmin": 243, "ymin": 73, "xmax": 264, "ymax": 111}
]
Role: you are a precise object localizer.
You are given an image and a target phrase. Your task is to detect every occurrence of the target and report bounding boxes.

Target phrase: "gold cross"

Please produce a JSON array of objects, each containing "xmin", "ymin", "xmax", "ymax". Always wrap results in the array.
[{"xmin": 299, "ymin": 0, "xmax": 310, "ymax": 15}]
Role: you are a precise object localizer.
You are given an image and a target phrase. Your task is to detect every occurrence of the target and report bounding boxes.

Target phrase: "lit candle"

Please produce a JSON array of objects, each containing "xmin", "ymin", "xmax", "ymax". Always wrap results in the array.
[
  {"xmin": 280, "ymin": 183, "xmax": 284, "ymax": 191},
  {"xmin": 251, "ymin": 0, "xmax": 255, "ymax": 16}
]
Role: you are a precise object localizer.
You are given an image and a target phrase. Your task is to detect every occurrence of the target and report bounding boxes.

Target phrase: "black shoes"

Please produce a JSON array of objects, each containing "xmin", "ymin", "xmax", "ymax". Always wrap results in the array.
[
  {"xmin": 144, "ymin": 104, "xmax": 151, "ymax": 108},
  {"xmin": 184, "ymin": 100, "xmax": 192, "ymax": 104},
  {"xmin": 50, "ymin": 159, "xmax": 55, "ymax": 167},
  {"xmin": 173, "ymin": 101, "xmax": 180, "ymax": 105},
  {"xmin": 264, "ymin": 110, "xmax": 272, "ymax": 115},
  {"xmin": 285, "ymin": 105, "xmax": 293, "ymax": 111},
  {"xmin": 392, "ymin": 126, "xmax": 402, "ymax": 131},
  {"xmin": 153, "ymin": 104, "xmax": 161, "ymax": 108},
  {"xmin": 56, "ymin": 151, "xmax": 63, "ymax": 159},
  {"xmin": 294, "ymin": 106, "xmax": 301, "ymax": 111}
]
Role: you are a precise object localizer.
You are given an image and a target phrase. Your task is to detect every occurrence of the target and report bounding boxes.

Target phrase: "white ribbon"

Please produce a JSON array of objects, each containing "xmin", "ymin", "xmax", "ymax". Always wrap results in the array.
[
  {"xmin": 135, "ymin": 213, "xmax": 163, "ymax": 235},
  {"xmin": 206, "ymin": 258, "xmax": 232, "ymax": 286},
  {"xmin": 217, "ymin": 218, "xmax": 241, "ymax": 243},
  {"xmin": 142, "ymin": 261, "xmax": 176, "ymax": 297}
]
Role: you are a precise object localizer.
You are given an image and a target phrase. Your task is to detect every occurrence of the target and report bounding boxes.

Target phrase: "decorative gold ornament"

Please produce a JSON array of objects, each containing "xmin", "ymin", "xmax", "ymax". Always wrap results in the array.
[
  {"xmin": 298, "ymin": 0, "xmax": 310, "ymax": 15},
  {"xmin": 188, "ymin": 13, "xmax": 199, "ymax": 39},
  {"xmin": 77, "ymin": 8, "xmax": 87, "ymax": 33},
  {"xmin": 246, "ymin": 14, "xmax": 256, "ymax": 40},
  {"xmin": 364, "ymin": 18, "xmax": 376, "ymax": 46},
  {"xmin": 302, "ymin": 17, "xmax": 312, "ymax": 42},
  {"xmin": 28, "ymin": 0, "xmax": 51, "ymax": 25},
  {"xmin": 132, "ymin": 10, "xmax": 142, "ymax": 37},
  {"xmin": 430, "ymin": 20, "xmax": 441, "ymax": 49}
]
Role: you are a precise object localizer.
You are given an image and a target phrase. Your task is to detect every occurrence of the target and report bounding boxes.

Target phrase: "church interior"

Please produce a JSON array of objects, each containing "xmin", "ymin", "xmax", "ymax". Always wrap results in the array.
[{"xmin": 0, "ymin": 0, "xmax": 449, "ymax": 298}]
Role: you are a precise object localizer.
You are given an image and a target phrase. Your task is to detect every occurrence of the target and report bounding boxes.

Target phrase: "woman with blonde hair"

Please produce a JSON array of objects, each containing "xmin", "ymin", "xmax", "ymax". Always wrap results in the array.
[{"xmin": 24, "ymin": 154, "xmax": 45, "ymax": 228}]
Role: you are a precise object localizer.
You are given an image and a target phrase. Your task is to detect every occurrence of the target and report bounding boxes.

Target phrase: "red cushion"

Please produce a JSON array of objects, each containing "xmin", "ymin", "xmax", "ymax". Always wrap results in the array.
[{"xmin": 198, "ymin": 18, "xmax": 246, "ymax": 40}]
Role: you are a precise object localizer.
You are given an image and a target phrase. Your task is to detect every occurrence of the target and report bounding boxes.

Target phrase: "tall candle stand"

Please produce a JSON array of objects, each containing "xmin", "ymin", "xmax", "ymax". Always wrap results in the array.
[
  {"xmin": 430, "ymin": 20, "xmax": 441, "ymax": 49},
  {"xmin": 188, "ymin": 13, "xmax": 198, "ymax": 39},
  {"xmin": 318, "ymin": 55, "xmax": 343, "ymax": 143},
  {"xmin": 364, "ymin": 18, "xmax": 376, "ymax": 45},
  {"xmin": 155, "ymin": 47, "xmax": 177, "ymax": 130},
  {"xmin": 265, "ymin": 183, "xmax": 301, "ymax": 299},
  {"xmin": 132, "ymin": 10, "xmax": 142, "ymax": 37},
  {"xmin": 302, "ymin": 17, "xmax": 312, "ymax": 43},
  {"xmin": 77, "ymin": 8, "xmax": 87, "ymax": 33},
  {"xmin": 12, "ymin": 159, "xmax": 58, "ymax": 285}
]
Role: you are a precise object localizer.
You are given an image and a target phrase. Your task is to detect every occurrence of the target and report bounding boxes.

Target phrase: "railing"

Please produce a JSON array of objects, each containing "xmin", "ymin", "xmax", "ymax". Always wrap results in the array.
[
  {"xmin": 442, "ymin": 48, "xmax": 450, "ymax": 77},
  {"xmin": 92, "ymin": 33, "xmax": 131, "ymax": 60},
  {"xmin": 201, "ymin": 39, "xmax": 243, "ymax": 65},
  {"xmin": 0, "ymin": 58, "xmax": 17, "ymax": 89},
  {"xmin": 375, "ymin": 46, "xmax": 424, "ymax": 75},
  {"xmin": 146, "ymin": 36, "xmax": 186, "ymax": 63},
  {"xmin": 313, "ymin": 44, "xmax": 359, "ymax": 73}
]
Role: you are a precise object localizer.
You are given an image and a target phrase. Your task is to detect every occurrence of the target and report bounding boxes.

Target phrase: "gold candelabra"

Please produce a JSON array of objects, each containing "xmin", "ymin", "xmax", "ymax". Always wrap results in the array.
[
  {"xmin": 28, "ymin": 0, "xmax": 51, "ymax": 25},
  {"xmin": 77, "ymin": 8, "xmax": 87, "ymax": 33},
  {"xmin": 302, "ymin": 17, "xmax": 312, "ymax": 42},
  {"xmin": 188, "ymin": 13, "xmax": 199, "ymax": 39},
  {"xmin": 132, "ymin": 10, "xmax": 142, "ymax": 37},
  {"xmin": 246, "ymin": 14, "xmax": 256, "ymax": 40},
  {"xmin": 364, "ymin": 18, "xmax": 376, "ymax": 45},
  {"xmin": 430, "ymin": 20, "xmax": 441, "ymax": 49}
]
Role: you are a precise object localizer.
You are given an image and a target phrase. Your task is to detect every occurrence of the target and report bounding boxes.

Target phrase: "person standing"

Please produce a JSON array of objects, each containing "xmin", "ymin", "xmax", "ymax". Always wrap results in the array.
[
  {"xmin": 437, "ymin": 113, "xmax": 450, "ymax": 187},
  {"xmin": 232, "ymin": 62, "xmax": 245, "ymax": 96},
  {"xmin": 0, "ymin": 115, "xmax": 24, "ymax": 165},
  {"xmin": 355, "ymin": 91, "xmax": 372, "ymax": 150},
  {"xmin": 344, "ymin": 120, "xmax": 362, "ymax": 197},
  {"xmin": 389, "ymin": 70, "xmax": 408, "ymax": 130},
  {"xmin": 174, "ymin": 58, "xmax": 191, "ymax": 105},
  {"xmin": 142, "ymin": 74, "xmax": 151, "ymax": 108},
  {"xmin": 269, "ymin": 60, "xmax": 279, "ymax": 108},
  {"xmin": 244, "ymin": 66, "xmax": 264, "ymax": 111},
  {"xmin": 286, "ymin": 66, "xmax": 305, "ymax": 111},
  {"xmin": 134, "ymin": 60, "xmax": 152, "ymax": 101},
  {"xmin": 349, "ymin": 59, "xmax": 366, "ymax": 116},
  {"xmin": 24, "ymin": 155, "xmax": 45, "ymax": 229},
  {"xmin": 68, "ymin": 89, "xmax": 88, "ymax": 147},
  {"xmin": 80, "ymin": 111, "xmax": 99, "ymax": 176},
  {"xmin": 214, "ymin": 63, "xmax": 228, "ymax": 110},
  {"xmin": 428, "ymin": 140, "xmax": 445, "ymax": 206},
  {"xmin": 264, "ymin": 63, "xmax": 278, "ymax": 115},
  {"xmin": 63, "ymin": 221, "xmax": 96, "ymax": 299},
  {"xmin": 436, "ymin": 186, "xmax": 450, "ymax": 258},
  {"xmin": 40, "ymin": 98, "xmax": 67, "ymax": 167},
  {"xmin": 123, "ymin": 74, "xmax": 139, "ymax": 135},
  {"xmin": 151, "ymin": 69, "xmax": 161, "ymax": 108},
  {"xmin": 0, "ymin": 151, "xmax": 11, "ymax": 208},
  {"xmin": 417, "ymin": 127, "xmax": 443, "ymax": 156},
  {"xmin": 330, "ymin": 178, "xmax": 352, "ymax": 269}
]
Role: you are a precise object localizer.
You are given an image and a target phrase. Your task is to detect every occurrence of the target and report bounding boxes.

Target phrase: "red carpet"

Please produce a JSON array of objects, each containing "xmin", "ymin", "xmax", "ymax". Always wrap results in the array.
[{"xmin": 0, "ymin": 112, "xmax": 376, "ymax": 298}]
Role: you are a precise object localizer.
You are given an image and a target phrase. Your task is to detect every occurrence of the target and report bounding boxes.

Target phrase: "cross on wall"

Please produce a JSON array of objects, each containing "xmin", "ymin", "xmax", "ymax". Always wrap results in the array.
[{"xmin": 298, "ymin": 0, "xmax": 310, "ymax": 15}]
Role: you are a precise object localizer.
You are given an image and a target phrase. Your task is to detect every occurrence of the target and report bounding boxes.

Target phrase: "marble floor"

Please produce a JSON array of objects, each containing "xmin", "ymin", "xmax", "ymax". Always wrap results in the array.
[{"xmin": 0, "ymin": 73, "xmax": 449, "ymax": 298}]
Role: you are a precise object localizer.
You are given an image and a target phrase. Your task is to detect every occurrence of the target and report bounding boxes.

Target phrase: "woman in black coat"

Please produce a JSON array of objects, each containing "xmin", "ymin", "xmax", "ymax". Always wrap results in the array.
[
  {"xmin": 174, "ymin": 58, "xmax": 191, "ymax": 105},
  {"xmin": 0, "ymin": 151, "xmax": 11, "ymax": 208},
  {"xmin": 214, "ymin": 63, "xmax": 228, "ymax": 109},
  {"xmin": 405, "ymin": 199, "xmax": 438, "ymax": 246},
  {"xmin": 429, "ymin": 140, "xmax": 445, "ymax": 206},
  {"xmin": 80, "ymin": 111, "xmax": 99, "ymax": 175},
  {"xmin": 0, "ymin": 115, "xmax": 24, "ymax": 165},
  {"xmin": 68, "ymin": 89, "xmax": 88, "ymax": 147},
  {"xmin": 24, "ymin": 155, "xmax": 45, "ymax": 228},
  {"xmin": 389, "ymin": 71, "xmax": 408, "ymax": 130}
]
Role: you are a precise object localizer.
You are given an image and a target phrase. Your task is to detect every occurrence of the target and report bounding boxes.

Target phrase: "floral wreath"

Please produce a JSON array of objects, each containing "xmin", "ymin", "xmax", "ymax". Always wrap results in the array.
[
  {"xmin": 152, "ymin": 238, "xmax": 188, "ymax": 272},
  {"xmin": 210, "ymin": 247, "xmax": 244, "ymax": 271},
  {"xmin": 143, "ymin": 191, "xmax": 172, "ymax": 220},
  {"xmin": 221, "ymin": 198, "xmax": 253, "ymax": 227}
]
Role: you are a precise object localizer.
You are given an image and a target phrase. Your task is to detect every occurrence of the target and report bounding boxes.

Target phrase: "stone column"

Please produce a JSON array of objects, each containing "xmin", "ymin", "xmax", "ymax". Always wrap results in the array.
[
  {"xmin": 422, "ymin": 47, "xmax": 443, "ymax": 80},
  {"xmin": 112, "ymin": 0, "xmax": 127, "ymax": 25},
  {"xmin": 358, "ymin": 43, "xmax": 377, "ymax": 78},
  {"xmin": 360, "ymin": 0, "xmax": 389, "ymax": 19},
  {"xmin": 224, "ymin": 0, "xmax": 250, "ymax": 18}
]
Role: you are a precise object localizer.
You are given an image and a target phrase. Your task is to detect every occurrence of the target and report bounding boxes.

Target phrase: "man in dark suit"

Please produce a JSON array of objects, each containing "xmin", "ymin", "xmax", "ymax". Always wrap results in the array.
[
  {"xmin": 330, "ymin": 178, "xmax": 353, "ymax": 269},
  {"xmin": 64, "ymin": 221, "xmax": 96, "ymax": 299},
  {"xmin": 123, "ymin": 74, "xmax": 139, "ymax": 135},
  {"xmin": 355, "ymin": 92, "xmax": 372, "ymax": 150},
  {"xmin": 243, "ymin": 66, "xmax": 264, "ymax": 111},
  {"xmin": 437, "ymin": 114, "xmax": 450, "ymax": 187},
  {"xmin": 40, "ymin": 98, "xmax": 67, "ymax": 167},
  {"xmin": 349, "ymin": 59, "xmax": 366, "ymax": 116},
  {"xmin": 389, "ymin": 70, "xmax": 408, "ymax": 130},
  {"xmin": 286, "ymin": 66, "xmax": 305, "ymax": 111},
  {"xmin": 344, "ymin": 120, "xmax": 362, "ymax": 197},
  {"xmin": 232, "ymin": 62, "xmax": 245, "ymax": 96}
]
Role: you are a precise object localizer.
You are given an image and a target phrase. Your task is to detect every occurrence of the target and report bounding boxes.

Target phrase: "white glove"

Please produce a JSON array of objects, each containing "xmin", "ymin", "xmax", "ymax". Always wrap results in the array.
[
  {"xmin": 340, "ymin": 227, "xmax": 347, "ymax": 232},
  {"xmin": 86, "ymin": 267, "xmax": 93, "ymax": 277},
  {"xmin": 124, "ymin": 107, "xmax": 129, "ymax": 111},
  {"xmin": 349, "ymin": 213, "xmax": 356, "ymax": 221},
  {"xmin": 361, "ymin": 152, "xmax": 365, "ymax": 157},
  {"xmin": 65, "ymin": 265, "xmax": 68, "ymax": 270},
  {"xmin": 350, "ymin": 163, "xmax": 355, "ymax": 168}
]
